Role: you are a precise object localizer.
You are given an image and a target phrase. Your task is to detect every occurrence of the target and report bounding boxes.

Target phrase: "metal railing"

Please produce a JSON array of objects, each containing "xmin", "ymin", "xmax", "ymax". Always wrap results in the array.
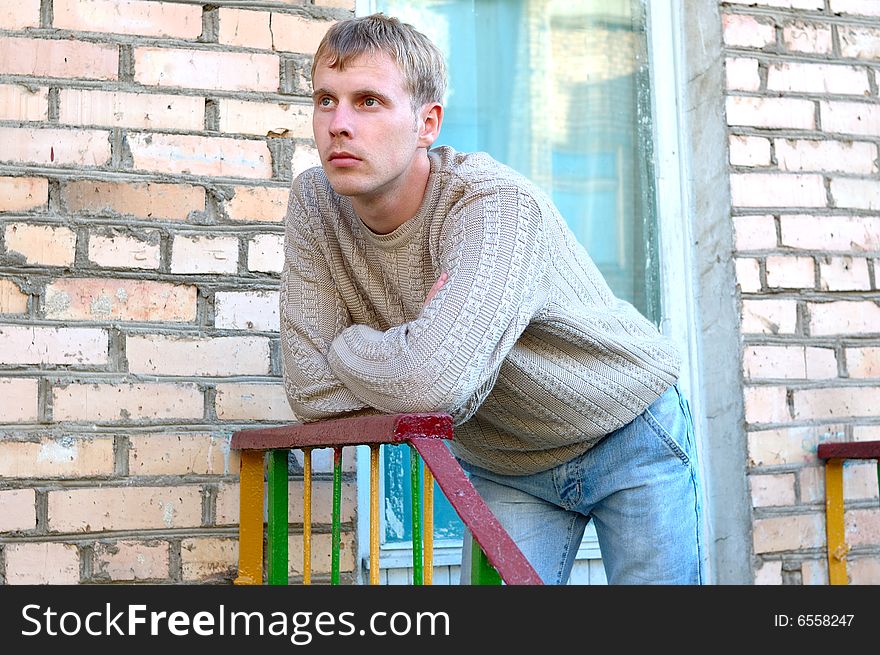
[{"xmin": 230, "ymin": 412, "xmax": 542, "ymax": 585}]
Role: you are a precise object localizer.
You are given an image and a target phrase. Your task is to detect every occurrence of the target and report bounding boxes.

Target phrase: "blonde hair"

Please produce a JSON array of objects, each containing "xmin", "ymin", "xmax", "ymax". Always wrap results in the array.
[{"xmin": 312, "ymin": 13, "xmax": 447, "ymax": 111}]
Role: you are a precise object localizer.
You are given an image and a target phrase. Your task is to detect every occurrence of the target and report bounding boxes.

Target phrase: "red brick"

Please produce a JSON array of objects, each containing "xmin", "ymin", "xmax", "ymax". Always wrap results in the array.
[
  {"xmin": 128, "ymin": 132, "xmax": 272, "ymax": 179},
  {"xmin": 219, "ymin": 98, "xmax": 311, "ymax": 137},
  {"xmin": 0, "ymin": 84, "xmax": 48, "ymax": 121},
  {"xmin": 0, "ymin": 436, "xmax": 115, "ymax": 478},
  {"xmin": 53, "ymin": 0, "xmax": 202, "ymax": 39},
  {"xmin": 134, "ymin": 47, "xmax": 280, "ymax": 92},
  {"xmin": 63, "ymin": 180, "xmax": 205, "ymax": 221},
  {"xmin": 93, "ymin": 540, "xmax": 170, "ymax": 581},
  {"xmin": 4, "ymin": 542, "xmax": 79, "ymax": 584},
  {"xmin": 48, "ymin": 485, "xmax": 203, "ymax": 532},
  {"xmin": 0, "ymin": 325, "xmax": 107, "ymax": 365},
  {"xmin": 126, "ymin": 334, "xmax": 271, "ymax": 376},
  {"xmin": 0, "ymin": 489, "xmax": 36, "ymax": 532},
  {"xmin": 59, "ymin": 88, "xmax": 204, "ymax": 131},
  {"xmin": 4, "ymin": 223, "xmax": 77, "ymax": 267},
  {"xmin": 225, "ymin": 186, "xmax": 288, "ymax": 223},
  {"xmin": 52, "ymin": 382, "xmax": 204, "ymax": 421},
  {"xmin": 0, "ymin": 127, "xmax": 111, "ymax": 167},
  {"xmin": 218, "ymin": 8, "xmax": 272, "ymax": 49},
  {"xmin": 271, "ymin": 14, "xmax": 334, "ymax": 55},
  {"xmin": 0, "ymin": 37, "xmax": 117, "ymax": 79},
  {"xmin": 1, "ymin": 378, "xmax": 39, "ymax": 422},
  {"xmin": 0, "ymin": 279, "xmax": 28, "ymax": 314},
  {"xmin": 44, "ymin": 278, "xmax": 197, "ymax": 322},
  {"xmin": 0, "ymin": 176, "xmax": 48, "ymax": 212}
]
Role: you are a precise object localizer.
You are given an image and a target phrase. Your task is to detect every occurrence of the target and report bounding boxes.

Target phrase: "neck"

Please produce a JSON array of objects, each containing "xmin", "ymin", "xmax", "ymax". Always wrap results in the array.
[{"xmin": 352, "ymin": 150, "xmax": 432, "ymax": 235}]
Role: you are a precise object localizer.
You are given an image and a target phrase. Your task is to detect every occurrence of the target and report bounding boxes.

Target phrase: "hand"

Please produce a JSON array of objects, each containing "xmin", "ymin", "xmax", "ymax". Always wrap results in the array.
[{"xmin": 423, "ymin": 272, "xmax": 448, "ymax": 308}]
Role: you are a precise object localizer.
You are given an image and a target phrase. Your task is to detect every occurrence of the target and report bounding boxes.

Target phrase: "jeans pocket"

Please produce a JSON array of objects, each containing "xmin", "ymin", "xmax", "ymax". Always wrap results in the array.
[{"xmin": 641, "ymin": 391, "xmax": 691, "ymax": 466}]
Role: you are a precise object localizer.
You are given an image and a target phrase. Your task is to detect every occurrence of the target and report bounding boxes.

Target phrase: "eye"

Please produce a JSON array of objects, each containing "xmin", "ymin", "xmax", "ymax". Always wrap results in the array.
[
  {"xmin": 317, "ymin": 96, "xmax": 334, "ymax": 108},
  {"xmin": 363, "ymin": 97, "xmax": 379, "ymax": 107}
]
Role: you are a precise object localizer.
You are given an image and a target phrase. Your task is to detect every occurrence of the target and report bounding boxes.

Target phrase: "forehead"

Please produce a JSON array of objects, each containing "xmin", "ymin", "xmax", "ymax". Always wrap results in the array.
[{"xmin": 312, "ymin": 51, "xmax": 408, "ymax": 94}]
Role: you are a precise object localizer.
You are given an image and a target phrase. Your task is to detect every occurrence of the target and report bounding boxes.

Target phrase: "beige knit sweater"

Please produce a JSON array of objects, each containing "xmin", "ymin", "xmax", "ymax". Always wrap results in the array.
[{"xmin": 280, "ymin": 146, "xmax": 681, "ymax": 475}]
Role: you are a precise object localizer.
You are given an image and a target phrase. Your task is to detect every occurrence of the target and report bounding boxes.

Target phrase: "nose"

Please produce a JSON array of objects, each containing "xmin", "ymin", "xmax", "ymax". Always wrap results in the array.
[{"xmin": 328, "ymin": 102, "xmax": 353, "ymax": 138}]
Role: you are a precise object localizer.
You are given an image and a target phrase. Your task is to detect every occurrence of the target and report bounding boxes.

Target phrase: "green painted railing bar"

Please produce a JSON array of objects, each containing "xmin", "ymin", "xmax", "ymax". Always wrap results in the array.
[
  {"xmin": 331, "ymin": 447, "xmax": 342, "ymax": 585},
  {"xmin": 267, "ymin": 449, "xmax": 289, "ymax": 585},
  {"xmin": 471, "ymin": 540, "xmax": 502, "ymax": 585},
  {"xmin": 410, "ymin": 445, "xmax": 423, "ymax": 585}
]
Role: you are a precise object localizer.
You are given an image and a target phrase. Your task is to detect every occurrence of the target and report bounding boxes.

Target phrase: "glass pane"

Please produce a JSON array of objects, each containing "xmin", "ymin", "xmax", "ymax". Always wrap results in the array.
[{"xmin": 371, "ymin": 0, "xmax": 660, "ymax": 544}]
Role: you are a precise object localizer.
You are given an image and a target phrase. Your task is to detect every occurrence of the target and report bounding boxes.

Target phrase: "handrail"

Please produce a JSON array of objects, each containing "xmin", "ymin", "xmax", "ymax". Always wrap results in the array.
[
  {"xmin": 816, "ymin": 440, "xmax": 880, "ymax": 585},
  {"xmin": 230, "ymin": 412, "xmax": 542, "ymax": 586}
]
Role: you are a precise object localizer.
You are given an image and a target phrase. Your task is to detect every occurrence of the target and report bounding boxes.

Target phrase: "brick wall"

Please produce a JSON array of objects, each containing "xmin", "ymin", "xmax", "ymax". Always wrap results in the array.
[
  {"xmin": 0, "ymin": 0, "xmax": 355, "ymax": 584},
  {"xmin": 723, "ymin": 0, "xmax": 880, "ymax": 584}
]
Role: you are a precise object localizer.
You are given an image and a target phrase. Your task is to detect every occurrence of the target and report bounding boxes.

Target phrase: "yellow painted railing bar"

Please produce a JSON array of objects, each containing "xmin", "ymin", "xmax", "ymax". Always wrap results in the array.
[
  {"xmin": 825, "ymin": 458, "xmax": 847, "ymax": 585},
  {"xmin": 370, "ymin": 445, "xmax": 380, "ymax": 585},
  {"xmin": 424, "ymin": 466, "xmax": 434, "ymax": 585},
  {"xmin": 234, "ymin": 450, "xmax": 265, "ymax": 585},
  {"xmin": 303, "ymin": 448, "xmax": 312, "ymax": 585}
]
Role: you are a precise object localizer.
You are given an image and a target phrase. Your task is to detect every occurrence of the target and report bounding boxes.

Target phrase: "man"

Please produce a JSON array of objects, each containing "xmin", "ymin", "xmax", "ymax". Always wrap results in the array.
[{"xmin": 281, "ymin": 13, "xmax": 703, "ymax": 584}]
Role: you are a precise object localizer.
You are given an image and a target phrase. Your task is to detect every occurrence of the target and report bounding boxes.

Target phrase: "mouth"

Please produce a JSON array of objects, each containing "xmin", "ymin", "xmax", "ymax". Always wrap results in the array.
[{"xmin": 328, "ymin": 151, "xmax": 362, "ymax": 167}]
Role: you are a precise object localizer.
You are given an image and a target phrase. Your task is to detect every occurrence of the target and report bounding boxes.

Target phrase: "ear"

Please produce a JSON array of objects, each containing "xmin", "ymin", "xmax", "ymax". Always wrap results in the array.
[{"xmin": 417, "ymin": 102, "xmax": 443, "ymax": 148}]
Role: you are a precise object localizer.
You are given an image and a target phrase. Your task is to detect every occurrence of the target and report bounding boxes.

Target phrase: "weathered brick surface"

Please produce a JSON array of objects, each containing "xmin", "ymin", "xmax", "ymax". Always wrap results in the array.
[
  {"xmin": 0, "ymin": 176, "xmax": 48, "ymax": 212},
  {"xmin": 214, "ymin": 290, "xmax": 280, "ymax": 331},
  {"xmin": 0, "ymin": 84, "xmax": 48, "ymax": 121},
  {"xmin": 126, "ymin": 334, "xmax": 271, "ymax": 376},
  {"xmin": 0, "ymin": 489, "xmax": 36, "ymax": 532},
  {"xmin": 4, "ymin": 223, "xmax": 77, "ymax": 267},
  {"xmin": 214, "ymin": 382, "xmax": 295, "ymax": 420},
  {"xmin": 170, "ymin": 234, "xmax": 240, "ymax": 274},
  {"xmin": 0, "ymin": 436, "xmax": 115, "ymax": 478},
  {"xmin": 0, "ymin": 325, "xmax": 108, "ymax": 365},
  {"xmin": 134, "ymin": 48, "xmax": 280, "ymax": 93},
  {"xmin": 0, "ymin": 0, "xmax": 40, "ymax": 29},
  {"xmin": 44, "ymin": 278, "xmax": 197, "ymax": 322},
  {"xmin": 59, "ymin": 89, "xmax": 205, "ymax": 131},
  {"xmin": 128, "ymin": 433, "xmax": 236, "ymax": 476},
  {"xmin": 93, "ymin": 539, "xmax": 170, "ymax": 581},
  {"xmin": 1, "ymin": 377, "xmax": 39, "ymax": 422},
  {"xmin": 0, "ymin": 37, "xmax": 118, "ymax": 79},
  {"xmin": 0, "ymin": 279, "xmax": 29, "ymax": 314},
  {"xmin": 62, "ymin": 180, "xmax": 205, "ymax": 221},
  {"xmin": 52, "ymin": 382, "xmax": 204, "ymax": 421},
  {"xmin": 53, "ymin": 0, "xmax": 203, "ymax": 39},
  {"xmin": 0, "ymin": 127, "xmax": 111, "ymax": 167},
  {"xmin": 4, "ymin": 543, "xmax": 80, "ymax": 584}
]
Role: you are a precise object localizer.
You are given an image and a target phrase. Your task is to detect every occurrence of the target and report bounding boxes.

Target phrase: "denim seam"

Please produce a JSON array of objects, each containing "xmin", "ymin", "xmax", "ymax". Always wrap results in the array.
[
  {"xmin": 554, "ymin": 512, "xmax": 582, "ymax": 585},
  {"xmin": 640, "ymin": 407, "xmax": 690, "ymax": 466}
]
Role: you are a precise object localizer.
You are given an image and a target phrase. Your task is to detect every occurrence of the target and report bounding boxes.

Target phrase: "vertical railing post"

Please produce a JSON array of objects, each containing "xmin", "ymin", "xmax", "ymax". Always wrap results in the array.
[
  {"xmin": 410, "ymin": 445, "xmax": 423, "ymax": 585},
  {"xmin": 302, "ymin": 448, "xmax": 312, "ymax": 585},
  {"xmin": 234, "ymin": 450, "xmax": 265, "ymax": 585},
  {"xmin": 824, "ymin": 458, "xmax": 847, "ymax": 585},
  {"xmin": 267, "ymin": 449, "xmax": 289, "ymax": 585},
  {"xmin": 331, "ymin": 447, "xmax": 342, "ymax": 585},
  {"xmin": 424, "ymin": 466, "xmax": 434, "ymax": 585},
  {"xmin": 370, "ymin": 445, "xmax": 380, "ymax": 585}
]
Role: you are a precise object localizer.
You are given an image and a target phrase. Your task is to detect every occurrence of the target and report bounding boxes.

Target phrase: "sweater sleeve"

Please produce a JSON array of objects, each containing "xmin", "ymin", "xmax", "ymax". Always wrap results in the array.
[
  {"xmin": 279, "ymin": 184, "xmax": 375, "ymax": 421},
  {"xmin": 326, "ymin": 184, "xmax": 549, "ymax": 423}
]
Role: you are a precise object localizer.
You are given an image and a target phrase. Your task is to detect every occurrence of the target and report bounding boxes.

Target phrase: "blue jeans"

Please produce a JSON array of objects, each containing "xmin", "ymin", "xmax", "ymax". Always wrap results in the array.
[{"xmin": 459, "ymin": 384, "xmax": 704, "ymax": 585}]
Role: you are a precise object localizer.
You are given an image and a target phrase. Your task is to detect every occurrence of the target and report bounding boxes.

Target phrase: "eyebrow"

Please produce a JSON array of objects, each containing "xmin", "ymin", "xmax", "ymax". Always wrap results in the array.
[{"xmin": 311, "ymin": 87, "xmax": 393, "ymax": 103}]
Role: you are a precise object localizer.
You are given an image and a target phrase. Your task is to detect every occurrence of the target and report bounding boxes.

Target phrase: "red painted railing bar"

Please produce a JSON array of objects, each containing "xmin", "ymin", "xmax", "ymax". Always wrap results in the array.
[{"xmin": 817, "ymin": 441, "xmax": 880, "ymax": 460}]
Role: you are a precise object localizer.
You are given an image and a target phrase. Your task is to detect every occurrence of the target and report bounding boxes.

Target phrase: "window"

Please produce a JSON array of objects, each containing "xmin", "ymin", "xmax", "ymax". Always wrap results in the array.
[{"xmin": 356, "ymin": 0, "xmax": 662, "ymax": 581}]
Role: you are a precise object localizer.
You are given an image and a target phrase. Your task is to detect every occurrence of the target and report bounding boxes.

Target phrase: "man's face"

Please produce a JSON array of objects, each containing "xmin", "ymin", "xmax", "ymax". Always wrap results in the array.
[{"xmin": 311, "ymin": 52, "xmax": 433, "ymax": 207}]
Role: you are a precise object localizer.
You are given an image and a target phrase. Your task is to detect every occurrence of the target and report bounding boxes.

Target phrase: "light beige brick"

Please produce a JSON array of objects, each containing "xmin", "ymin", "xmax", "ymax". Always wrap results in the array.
[
  {"xmin": 726, "ymin": 0, "xmax": 822, "ymax": 7},
  {"xmin": 749, "ymin": 424, "xmax": 842, "ymax": 466},
  {"xmin": 129, "ymin": 433, "xmax": 236, "ymax": 476},
  {"xmin": 733, "ymin": 215, "xmax": 776, "ymax": 250},
  {"xmin": 722, "ymin": 13, "xmax": 776, "ymax": 48},
  {"xmin": 765, "ymin": 255, "xmax": 814, "ymax": 289},
  {"xmin": 214, "ymin": 290, "xmax": 280, "ymax": 331},
  {"xmin": 782, "ymin": 21, "xmax": 832, "ymax": 53},
  {"xmin": 846, "ymin": 508, "xmax": 880, "ymax": 547},
  {"xmin": 847, "ymin": 347, "xmax": 880, "ymax": 378},
  {"xmin": 743, "ymin": 345, "xmax": 807, "ymax": 380},
  {"xmin": 0, "ymin": 36, "xmax": 117, "ymax": 79},
  {"xmin": 219, "ymin": 98, "xmax": 311, "ymax": 138},
  {"xmin": 0, "ymin": 176, "xmax": 48, "ymax": 212},
  {"xmin": 818, "ymin": 256, "xmax": 870, "ymax": 291},
  {"xmin": 225, "ymin": 186, "xmax": 288, "ymax": 223},
  {"xmin": 753, "ymin": 513, "xmax": 824, "ymax": 553},
  {"xmin": 838, "ymin": 25, "xmax": 880, "ymax": 59},
  {"xmin": 128, "ymin": 132, "xmax": 272, "ymax": 179},
  {"xmin": 831, "ymin": 178, "xmax": 880, "ymax": 211},
  {"xmin": 215, "ymin": 478, "xmax": 355, "ymax": 526},
  {"xmin": 0, "ymin": 279, "xmax": 28, "ymax": 314},
  {"xmin": 805, "ymin": 347, "xmax": 838, "ymax": 379},
  {"xmin": 855, "ymin": 425, "xmax": 880, "ymax": 440},
  {"xmin": 288, "ymin": 531, "xmax": 355, "ymax": 576},
  {"xmin": 0, "ymin": 84, "xmax": 48, "ymax": 121},
  {"xmin": 88, "ymin": 229, "xmax": 161, "ymax": 270},
  {"xmin": 743, "ymin": 385, "xmax": 789, "ymax": 424},
  {"xmin": 820, "ymin": 101, "xmax": 880, "ymax": 137},
  {"xmin": 44, "ymin": 278, "xmax": 197, "ymax": 322},
  {"xmin": 52, "ymin": 382, "xmax": 204, "ymax": 421},
  {"xmin": 729, "ymin": 135, "xmax": 771, "ymax": 167},
  {"xmin": 170, "ymin": 234, "xmax": 240, "ymax": 274},
  {"xmin": 844, "ymin": 461, "xmax": 880, "ymax": 501},
  {"xmin": 768, "ymin": 62, "xmax": 868, "ymax": 95},
  {"xmin": 0, "ymin": 0, "xmax": 40, "ymax": 29},
  {"xmin": 726, "ymin": 96, "xmax": 815, "ymax": 130},
  {"xmin": 218, "ymin": 8, "xmax": 272, "ymax": 49},
  {"xmin": 4, "ymin": 223, "xmax": 76, "ymax": 267},
  {"xmin": 798, "ymin": 465, "xmax": 823, "ymax": 504},
  {"xmin": 93, "ymin": 540, "xmax": 170, "ymax": 581},
  {"xmin": 59, "ymin": 88, "xmax": 204, "ymax": 131},
  {"xmin": 0, "ymin": 325, "xmax": 107, "ymax": 365},
  {"xmin": 730, "ymin": 173, "xmax": 826, "ymax": 209},
  {"xmin": 247, "ymin": 233, "xmax": 283, "ymax": 273},
  {"xmin": 291, "ymin": 144, "xmax": 320, "ymax": 178},
  {"xmin": 801, "ymin": 558, "xmax": 828, "ymax": 585},
  {"xmin": 4, "ymin": 542, "xmax": 79, "ymax": 584},
  {"xmin": 215, "ymin": 382, "xmax": 296, "ymax": 420},
  {"xmin": 1, "ymin": 378, "xmax": 39, "ymax": 422},
  {"xmin": 753, "ymin": 559, "xmax": 783, "ymax": 585},
  {"xmin": 63, "ymin": 180, "xmax": 205, "ymax": 221},
  {"xmin": 49, "ymin": 485, "xmax": 203, "ymax": 532},
  {"xmin": 740, "ymin": 299, "xmax": 798, "ymax": 334},
  {"xmin": 775, "ymin": 139, "xmax": 877, "ymax": 174},
  {"xmin": 780, "ymin": 215, "xmax": 880, "ymax": 251},
  {"xmin": 271, "ymin": 14, "xmax": 334, "ymax": 55},
  {"xmin": 54, "ymin": 0, "xmax": 202, "ymax": 38},
  {"xmin": 735, "ymin": 258, "xmax": 761, "ymax": 293},
  {"xmin": 725, "ymin": 58, "xmax": 760, "ymax": 92},
  {"xmin": 134, "ymin": 47, "xmax": 280, "ymax": 92},
  {"xmin": 808, "ymin": 301, "xmax": 880, "ymax": 335},
  {"xmin": 0, "ymin": 489, "xmax": 36, "ymax": 531},
  {"xmin": 831, "ymin": 0, "xmax": 880, "ymax": 18},
  {"xmin": 793, "ymin": 386, "xmax": 880, "ymax": 420},
  {"xmin": 749, "ymin": 473, "xmax": 796, "ymax": 508},
  {"xmin": 0, "ymin": 436, "xmax": 115, "ymax": 478},
  {"xmin": 126, "ymin": 334, "xmax": 271, "ymax": 376},
  {"xmin": 180, "ymin": 537, "xmax": 238, "ymax": 581},
  {"xmin": 849, "ymin": 557, "xmax": 880, "ymax": 584},
  {"xmin": 0, "ymin": 127, "xmax": 111, "ymax": 167}
]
